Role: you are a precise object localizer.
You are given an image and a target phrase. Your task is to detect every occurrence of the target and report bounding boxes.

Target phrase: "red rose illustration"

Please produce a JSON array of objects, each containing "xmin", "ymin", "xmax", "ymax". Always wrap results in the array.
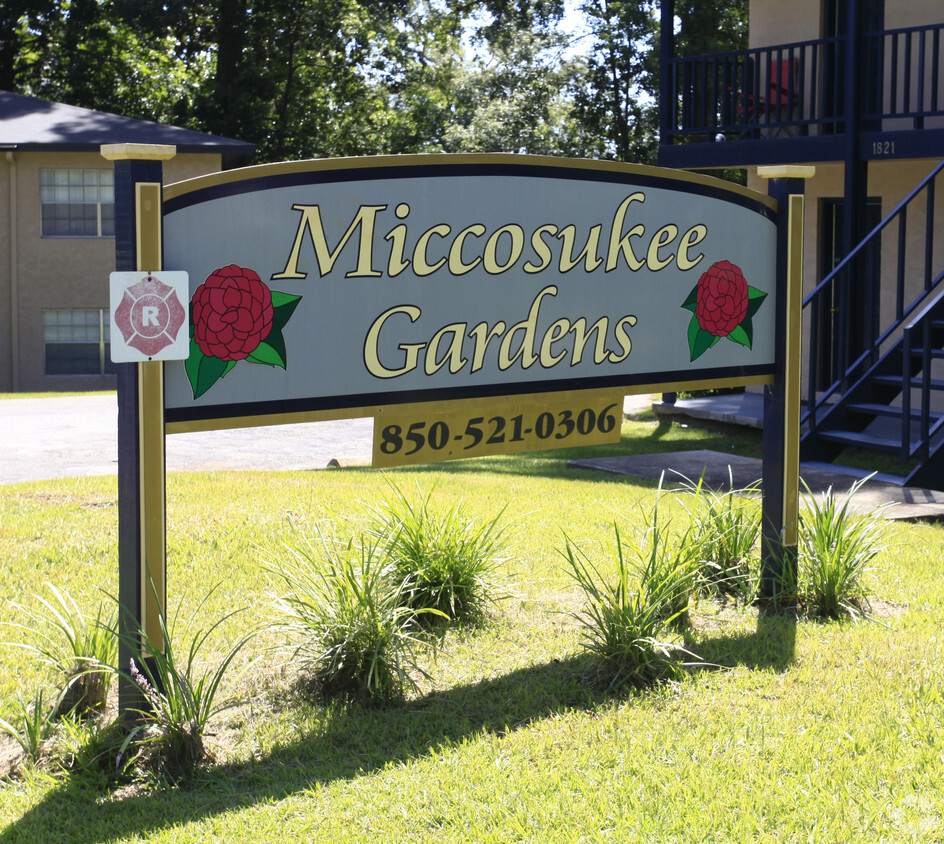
[
  {"xmin": 695, "ymin": 260, "xmax": 749, "ymax": 338},
  {"xmin": 192, "ymin": 265, "xmax": 274, "ymax": 361},
  {"xmin": 682, "ymin": 259, "xmax": 766, "ymax": 362}
]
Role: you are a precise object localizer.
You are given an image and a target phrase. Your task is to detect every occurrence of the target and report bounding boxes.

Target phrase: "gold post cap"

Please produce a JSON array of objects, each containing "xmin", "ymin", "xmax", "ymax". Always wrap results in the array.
[
  {"xmin": 756, "ymin": 165, "xmax": 816, "ymax": 180},
  {"xmin": 101, "ymin": 144, "xmax": 177, "ymax": 161}
]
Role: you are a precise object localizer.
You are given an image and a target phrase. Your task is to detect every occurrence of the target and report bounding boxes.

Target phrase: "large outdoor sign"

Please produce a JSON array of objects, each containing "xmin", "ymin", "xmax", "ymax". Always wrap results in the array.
[
  {"xmin": 107, "ymin": 147, "xmax": 803, "ymax": 715},
  {"xmin": 161, "ymin": 156, "xmax": 777, "ymax": 435}
]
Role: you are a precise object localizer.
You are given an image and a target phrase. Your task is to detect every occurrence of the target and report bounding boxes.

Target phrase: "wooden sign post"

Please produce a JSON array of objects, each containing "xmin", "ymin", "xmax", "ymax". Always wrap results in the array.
[
  {"xmin": 103, "ymin": 143, "xmax": 176, "ymax": 713},
  {"xmin": 759, "ymin": 165, "xmax": 813, "ymax": 600}
]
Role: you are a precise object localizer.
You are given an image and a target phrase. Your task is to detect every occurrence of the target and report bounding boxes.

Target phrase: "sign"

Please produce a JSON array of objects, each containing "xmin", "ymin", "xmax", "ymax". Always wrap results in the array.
[
  {"xmin": 110, "ymin": 271, "xmax": 190, "ymax": 362},
  {"xmin": 161, "ymin": 156, "xmax": 778, "ymax": 432},
  {"xmin": 372, "ymin": 390, "xmax": 623, "ymax": 467}
]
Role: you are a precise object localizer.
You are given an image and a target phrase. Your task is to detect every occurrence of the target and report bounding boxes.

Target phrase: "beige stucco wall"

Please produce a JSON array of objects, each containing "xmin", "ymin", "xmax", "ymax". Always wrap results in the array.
[
  {"xmin": 750, "ymin": 0, "xmax": 943, "ymax": 44},
  {"xmin": 749, "ymin": 0, "xmax": 821, "ymax": 48},
  {"xmin": 0, "ymin": 150, "xmax": 222, "ymax": 392}
]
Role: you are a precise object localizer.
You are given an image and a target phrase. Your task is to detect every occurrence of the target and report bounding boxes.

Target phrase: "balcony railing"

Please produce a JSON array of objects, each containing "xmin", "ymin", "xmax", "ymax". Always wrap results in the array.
[{"xmin": 664, "ymin": 22, "xmax": 944, "ymax": 143}]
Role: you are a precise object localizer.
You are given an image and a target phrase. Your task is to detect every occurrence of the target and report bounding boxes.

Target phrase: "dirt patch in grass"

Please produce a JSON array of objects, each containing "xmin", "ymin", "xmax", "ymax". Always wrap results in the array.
[
  {"xmin": 13, "ymin": 491, "xmax": 115, "ymax": 509},
  {"xmin": 0, "ymin": 734, "xmax": 23, "ymax": 780}
]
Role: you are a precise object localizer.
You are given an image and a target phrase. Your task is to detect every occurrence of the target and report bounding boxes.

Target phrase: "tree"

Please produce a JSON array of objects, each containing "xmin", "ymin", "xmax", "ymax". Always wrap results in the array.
[
  {"xmin": 573, "ymin": 0, "xmax": 659, "ymax": 163},
  {"xmin": 439, "ymin": 29, "xmax": 604, "ymax": 157}
]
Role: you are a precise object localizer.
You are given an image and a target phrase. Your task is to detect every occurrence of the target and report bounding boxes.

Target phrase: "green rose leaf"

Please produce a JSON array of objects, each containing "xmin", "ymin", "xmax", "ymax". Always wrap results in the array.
[
  {"xmin": 186, "ymin": 338, "xmax": 236, "ymax": 399},
  {"xmin": 688, "ymin": 315, "xmax": 720, "ymax": 362},
  {"xmin": 746, "ymin": 286, "xmax": 767, "ymax": 319},
  {"xmin": 247, "ymin": 338, "xmax": 287, "ymax": 369},
  {"xmin": 271, "ymin": 292, "xmax": 302, "ymax": 330},
  {"xmin": 727, "ymin": 322, "xmax": 753, "ymax": 348},
  {"xmin": 681, "ymin": 284, "xmax": 698, "ymax": 314}
]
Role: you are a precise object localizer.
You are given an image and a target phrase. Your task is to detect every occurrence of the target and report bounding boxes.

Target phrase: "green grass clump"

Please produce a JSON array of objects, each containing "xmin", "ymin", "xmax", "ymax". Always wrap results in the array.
[
  {"xmin": 681, "ymin": 470, "xmax": 761, "ymax": 601},
  {"xmin": 368, "ymin": 481, "xmax": 510, "ymax": 625},
  {"xmin": 795, "ymin": 476, "xmax": 892, "ymax": 620},
  {"xmin": 4, "ymin": 584, "xmax": 117, "ymax": 718},
  {"xmin": 123, "ymin": 589, "xmax": 255, "ymax": 783},
  {"xmin": 0, "ymin": 689, "xmax": 54, "ymax": 770},
  {"xmin": 562, "ymin": 482, "xmax": 700, "ymax": 688},
  {"xmin": 3, "ymin": 420, "xmax": 944, "ymax": 841},
  {"xmin": 265, "ymin": 525, "xmax": 438, "ymax": 704}
]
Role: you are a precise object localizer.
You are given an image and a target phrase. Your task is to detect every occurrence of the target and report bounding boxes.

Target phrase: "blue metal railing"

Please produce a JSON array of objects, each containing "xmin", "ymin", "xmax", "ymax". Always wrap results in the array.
[
  {"xmin": 666, "ymin": 22, "xmax": 944, "ymax": 141},
  {"xmin": 901, "ymin": 287, "xmax": 944, "ymax": 462}
]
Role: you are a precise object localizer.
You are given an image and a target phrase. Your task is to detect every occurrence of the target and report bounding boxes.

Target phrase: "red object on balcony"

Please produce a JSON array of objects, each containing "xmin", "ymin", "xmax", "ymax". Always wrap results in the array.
[{"xmin": 735, "ymin": 57, "xmax": 798, "ymax": 133}]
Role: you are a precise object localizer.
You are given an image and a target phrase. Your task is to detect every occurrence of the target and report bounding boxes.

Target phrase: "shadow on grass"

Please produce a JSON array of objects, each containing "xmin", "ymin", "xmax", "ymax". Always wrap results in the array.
[
  {"xmin": 375, "ymin": 423, "xmax": 763, "ymax": 484},
  {"xmin": 690, "ymin": 607, "xmax": 797, "ymax": 674},
  {"xmin": 4, "ymin": 608, "xmax": 799, "ymax": 842},
  {"xmin": 0, "ymin": 653, "xmax": 635, "ymax": 844}
]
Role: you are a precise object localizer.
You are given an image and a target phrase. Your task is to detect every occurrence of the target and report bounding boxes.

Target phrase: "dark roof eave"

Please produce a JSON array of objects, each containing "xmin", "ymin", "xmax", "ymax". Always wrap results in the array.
[{"xmin": 11, "ymin": 141, "xmax": 255, "ymax": 155}]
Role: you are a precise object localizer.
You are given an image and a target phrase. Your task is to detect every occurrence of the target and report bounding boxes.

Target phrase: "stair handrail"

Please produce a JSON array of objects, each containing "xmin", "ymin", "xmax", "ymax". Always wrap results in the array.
[
  {"xmin": 901, "ymin": 283, "xmax": 944, "ymax": 462},
  {"xmin": 802, "ymin": 158, "xmax": 944, "ymax": 309},
  {"xmin": 803, "ymin": 157, "xmax": 944, "ymax": 426}
]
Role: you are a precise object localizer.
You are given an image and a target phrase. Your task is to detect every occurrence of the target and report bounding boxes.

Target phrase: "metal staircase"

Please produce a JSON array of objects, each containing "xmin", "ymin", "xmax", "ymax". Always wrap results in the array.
[{"xmin": 801, "ymin": 159, "xmax": 944, "ymax": 489}]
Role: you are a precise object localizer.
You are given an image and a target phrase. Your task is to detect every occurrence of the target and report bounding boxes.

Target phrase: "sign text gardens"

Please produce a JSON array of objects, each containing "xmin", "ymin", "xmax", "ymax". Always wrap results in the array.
[{"xmin": 160, "ymin": 156, "xmax": 777, "ymax": 444}]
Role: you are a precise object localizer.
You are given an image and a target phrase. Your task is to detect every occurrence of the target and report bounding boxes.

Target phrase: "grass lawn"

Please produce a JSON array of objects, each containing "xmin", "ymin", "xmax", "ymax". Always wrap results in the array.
[{"xmin": 1, "ymin": 415, "xmax": 943, "ymax": 842}]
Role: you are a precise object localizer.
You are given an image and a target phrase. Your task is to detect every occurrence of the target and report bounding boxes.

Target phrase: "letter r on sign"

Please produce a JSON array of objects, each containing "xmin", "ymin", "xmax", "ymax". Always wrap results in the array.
[{"xmin": 142, "ymin": 306, "xmax": 160, "ymax": 327}]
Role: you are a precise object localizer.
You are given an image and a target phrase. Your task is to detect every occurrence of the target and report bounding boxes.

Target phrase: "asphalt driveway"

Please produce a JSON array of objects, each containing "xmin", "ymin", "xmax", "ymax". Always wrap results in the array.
[{"xmin": 0, "ymin": 394, "xmax": 374, "ymax": 485}]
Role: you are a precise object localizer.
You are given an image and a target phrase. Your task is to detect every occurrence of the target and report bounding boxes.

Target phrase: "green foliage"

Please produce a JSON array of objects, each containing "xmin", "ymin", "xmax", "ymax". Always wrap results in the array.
[
  {"xmin": 681, "ymin": 470, "xmax": 761, "ymax": 601},
  {"xmin": 635, "ymin": 482, "xmax": 701, "ymax": 630},
  {"xmin": 562, "ymin": 481, "xmax": 701, "ymax": 688},
  {"xmin": 4, "ymin": 584, "xmax": 117, "ymax": 718},
  {"xmin": 439, "ymin": 27, "xmax": 604, "ymax": 157},
  {"xmin": 794, "ymin": 477, "xmax": 892, "ymax": 620},
  {"xmin": 368, "ymin": 481, "xmax": 511, "ymax": 624},
  {"xmin": 265, "ymin": 526, "xmax": 438, "ymax": 704},
  {"xmin": 46, "ymin": 711, "xmax": 131, "ymax": 783},
  {"xmin": 121, "ymin": 588, "xmax": 256, "ymax": 782},
  {"xmin": 562, "ymin": 522, "xmax": 697, "ymax": 690},
  {"xmin": 574, "ymin": 0, "xmax": 658, "ymax": 162},
  {"xmin": 2, "ymin": 457, "xmax": 943, "ymax": 839},
  {"xmin": 0, "ymin": 688, "xmax": 54, "ymax": 769}
]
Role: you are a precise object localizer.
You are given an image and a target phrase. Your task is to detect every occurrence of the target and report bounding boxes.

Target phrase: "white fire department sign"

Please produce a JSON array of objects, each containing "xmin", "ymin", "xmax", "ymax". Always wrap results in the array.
[{"xmin": 110, "ymin": 271, "xmax": 190, "ymax": 362}]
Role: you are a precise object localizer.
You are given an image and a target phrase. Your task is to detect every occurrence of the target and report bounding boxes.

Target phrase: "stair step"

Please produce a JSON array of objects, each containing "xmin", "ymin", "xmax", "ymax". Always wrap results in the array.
[
  {"xmin": 910, "ymin": 348, "xmax": 944, "ymax": 358},
  {"xmin": 873, "ymin": 375, "xmax": 944, "ymax": 390},
  {"xmin": 846, "ymin": 402, "xmax": 944, "ymax": 421},
  {"xmin": 817, "ymin": 429, "xmax": 902, "ymax": 452}
]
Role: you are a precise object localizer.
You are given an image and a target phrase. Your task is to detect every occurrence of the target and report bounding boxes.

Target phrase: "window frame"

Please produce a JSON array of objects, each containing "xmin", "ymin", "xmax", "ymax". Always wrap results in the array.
[
  {"xmin": 39, "ymin": 168, "xmax": 115, "ymax": 238},
  {"xmin": 42, "ymin": 308, "xmax": 116, "ymax": 377}
]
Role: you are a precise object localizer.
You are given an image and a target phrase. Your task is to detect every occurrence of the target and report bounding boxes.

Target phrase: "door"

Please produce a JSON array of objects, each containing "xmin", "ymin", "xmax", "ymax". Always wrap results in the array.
[{"xmin": 815, "ymin": 197, "xmax": 883, "ymax": 390}]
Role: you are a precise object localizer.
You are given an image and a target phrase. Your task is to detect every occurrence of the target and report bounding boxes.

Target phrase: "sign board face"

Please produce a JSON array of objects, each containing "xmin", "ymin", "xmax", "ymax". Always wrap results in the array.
[
  {"xmin": 161, "ymin": 155, "xmax": 777, "ymax": 430},
  {"xmin": 110, "ymin": 271, "xmax": 190, "ymax": 362}
]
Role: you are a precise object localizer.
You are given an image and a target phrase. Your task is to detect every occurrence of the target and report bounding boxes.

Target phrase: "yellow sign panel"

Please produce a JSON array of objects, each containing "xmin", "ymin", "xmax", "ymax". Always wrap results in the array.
[{"xmin": 372, "ymin": 391, "xmax": 624, "ymax": 468}]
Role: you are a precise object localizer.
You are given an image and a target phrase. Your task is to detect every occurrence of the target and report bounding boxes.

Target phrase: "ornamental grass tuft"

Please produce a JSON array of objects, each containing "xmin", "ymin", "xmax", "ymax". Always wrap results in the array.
[
  {"xmin": 795, "ymin": 475, "xmax": 892, "ymax": 620},
  {"xmin": 562, "ymin": 479, "xmax": 701, "ymax": 689},
  {"xmin": 367, "ymin": 480, "xmax": 511, "ymax": 625},
  {"xmin": 0, "ymin": 688, "xmax": 55, "ymax": 770},
  {"xmin": 120, "ymin": 587, "xmax": 256, "ymax": 783},
  {"xmin": 680, "ymin": 469, "xmax": 761, "ymax": 601},
  {"xmin": 4, "ymin": 584, "xmax": 117, "ymax": 719},
  {"xmin": 266, "ymin": 524, "xmax": 440, "ymax": 704}
]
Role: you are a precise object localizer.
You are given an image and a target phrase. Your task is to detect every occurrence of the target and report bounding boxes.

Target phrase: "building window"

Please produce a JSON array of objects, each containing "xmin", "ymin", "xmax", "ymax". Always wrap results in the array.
[
  {"xmin": 43, "ymin": 309, "xmax": 117, "ymax": 376},
  {"xmin": 39, "ymin": 169, "xmax": 115, "ymax": 237}
]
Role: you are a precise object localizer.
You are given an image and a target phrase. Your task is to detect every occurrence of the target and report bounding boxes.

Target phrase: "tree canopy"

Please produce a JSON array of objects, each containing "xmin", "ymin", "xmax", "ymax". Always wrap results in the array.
[{"xmin": 3, "ymin": 0, "xmax": 746, "ymax": 164}]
